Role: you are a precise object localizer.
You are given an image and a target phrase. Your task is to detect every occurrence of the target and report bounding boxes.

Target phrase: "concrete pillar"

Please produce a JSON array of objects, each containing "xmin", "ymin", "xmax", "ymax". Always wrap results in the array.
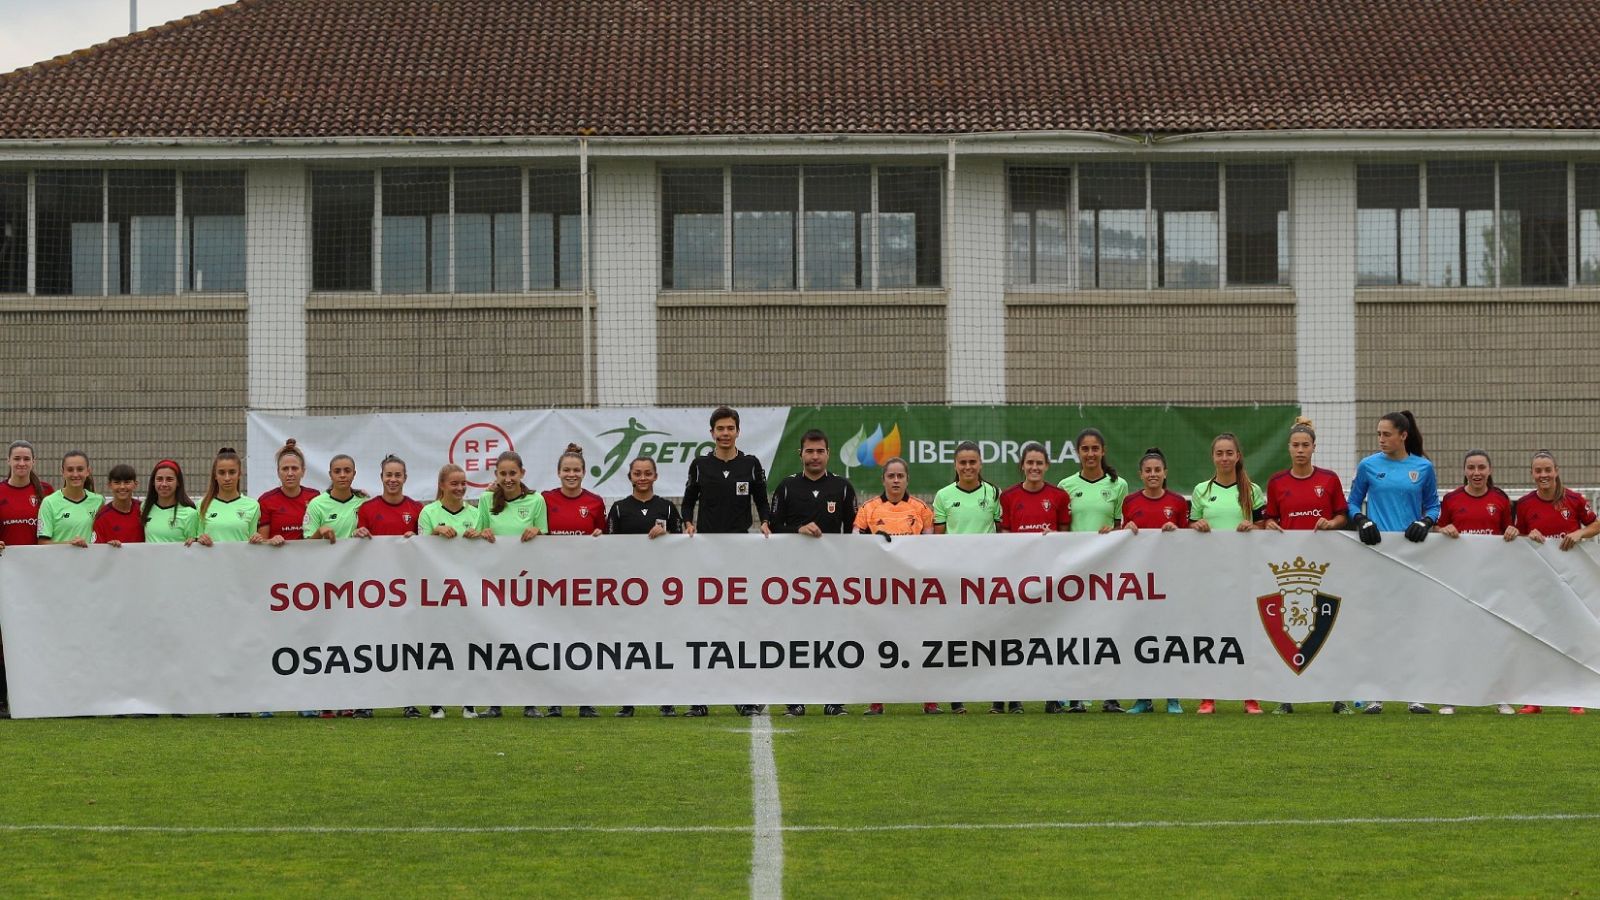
[
  {"xmin": 593, "ymin": 160, "xmax": 659, "ymax": 406},
  {"xmin": 1292, "ymin": 158, "xmax": 1358, "ymax": 476},
  {"xmin": 946, "ymin": 157, "xmax": 1007, "ymax": 404},
  {"xmin": 245, "ymin": 163, "xmax": 308, "ymax": 414}
]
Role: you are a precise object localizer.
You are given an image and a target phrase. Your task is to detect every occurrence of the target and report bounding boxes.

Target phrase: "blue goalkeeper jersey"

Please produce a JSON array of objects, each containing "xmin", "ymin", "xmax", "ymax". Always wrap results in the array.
[{"xmin": 1347, "ymin": 452, "xmax": 1440, "ymax": 531}]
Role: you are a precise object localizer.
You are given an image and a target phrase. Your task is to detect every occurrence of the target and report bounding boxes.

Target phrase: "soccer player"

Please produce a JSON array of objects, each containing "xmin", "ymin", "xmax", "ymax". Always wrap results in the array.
[
  {"xmin": 542, "ymin": 444, "xmax": 607, "ymax": 717},
  {"xmin": 257, "ymin": 438, "xmax": 320, "ymax": 545},
  {"xmin": 997, "ymin": 442, "xmax": 1071, "ymax": 713},
  {"xmin": 1437, "ymin": 450, "xmax": 1516, "ymax": 540},
  {"xmin": 771, "ymin": 429, "xmax": 858, "ymax": 717},
  {"xmin": 355, "ymin": 455, "xmax": 424, "ymax": 539},
  {"xmin": 607, "ymin": 456, "xmax": 684, "ymax": 718},
  {"xmin": 474, "ymin": 450, "xmax": 547, "ymax": 719},
  {"xmin": 1057, "ymin": 428, "xmax": 1129, "ymax": 712},
  {"xmin": 188, "ymin": 448, "xmax": 261, "ymax": 547},
  {"xmin": 1190, "ymin": 433, "xmax": 1266, "ymax": 716},
  {"xmin": 933, "ymin": 441, "xmax": 1000, "ymax": 714},
  {"xmin": 1512, "ymin": 450, "xmax": 1599, "ymax": 716},
  {"xmin": 1119, "ymin": 448, "xmax": 1189, "ymax": 715},
  {"xmin": 1261, "ymin": 418, "xmax": 1351, "ymax": 713},
  {"xmin": 1347, "ymin": 411, "xmax": 1440, "ymax": 715},
  {"xmin": 141, "ymin": 460, "xmax": 200, "ymax": 544},
  {"xmin": 37, "ymin": 450, "xmax": 101, "ymax": 548},
  {"xmin": 419, "ymin": 464, "xmax": 478, "ymax": 719},
  {"xmin": 0, "ymin": 440, "xmax": 54, "ymax": 716},
  {"xmin": 304, "ymin": 454, "xmax": 366, "ymax": 544},
  {"xmin": 92, "ymin": 464, "xmax": 144, "ymax": 546},
  {"xmin": 853, "ymin": 456, "xmax": 940, "ymax": 716},
  {"xmin": 681, "ymin": 406, "xmax": 772, "ymax": 717}
]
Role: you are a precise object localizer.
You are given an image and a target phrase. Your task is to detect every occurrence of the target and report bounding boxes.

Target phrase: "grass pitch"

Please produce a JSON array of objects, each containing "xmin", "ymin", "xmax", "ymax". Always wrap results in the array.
[{"xmin": 1, "ymin": 704, "xmax": 1596, "ymax": 898}]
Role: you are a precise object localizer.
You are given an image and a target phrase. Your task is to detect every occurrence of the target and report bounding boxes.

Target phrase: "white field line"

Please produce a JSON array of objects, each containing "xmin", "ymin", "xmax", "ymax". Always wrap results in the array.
[
  {"xmin": 2, "ymin": 812, "xmax": 1598, "ymax": 837},
  {"xmin": 748, "ymin": 711, "xmax": 785, "ymax": 900}
]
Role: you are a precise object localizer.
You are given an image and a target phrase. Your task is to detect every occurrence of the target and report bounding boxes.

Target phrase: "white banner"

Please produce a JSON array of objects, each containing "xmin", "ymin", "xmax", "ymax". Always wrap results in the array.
[
  {"xmin": 4, "ymin": 533, "xmax": 1600, "ymax": 717},
  {"xmin": 245, "ymin": 408, "xmax": 790, "ymax": 499}
]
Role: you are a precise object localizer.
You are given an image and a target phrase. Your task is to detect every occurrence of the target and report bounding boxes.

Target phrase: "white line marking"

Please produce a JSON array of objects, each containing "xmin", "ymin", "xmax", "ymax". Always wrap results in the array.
[
  {"xmin": 2, "ymin": 812, "xmax": 1597, "ymax": 837},
  {"xmin": 748, "ymin": 711, "xmax": 784, "ymax": 900}
]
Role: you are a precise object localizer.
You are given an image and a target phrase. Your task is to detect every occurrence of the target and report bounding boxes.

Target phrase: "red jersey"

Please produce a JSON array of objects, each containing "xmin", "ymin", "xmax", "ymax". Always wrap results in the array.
[
  {"xmin": 1264, "ymin": 468, "xmax": 1348, "ymax": 530},
  {"xmin": 0, "ymin": 479, "xmax": 55, "ymax": 546},
  {"xmin": 93, "ymin": 502, "xmax": 145, "ymax": 544},
  {"xmin": 1438, "ymin": 486, "xmax": 1514, "ymax": 535},
  {"xmin": 356, "ymin": 495, "xmax": 425, "ymax": 536},
  {"xmin": 543, "ymin": 488, "xmax": 608, "ymax": 535},
  {"xmin": 999, "ymin": 483, "xmax": 1072, "ymax": 533},
  {"xmin": 1514, "ymin": 489, "xmax": 1597, "ymax": 537},
  {"xmin": 258, "ymin": 486, "xmax": 320, "ymax": 541},
  {"xmin": 1122, "ymin": 490, "xmax": 1190, "ymax": 529}
]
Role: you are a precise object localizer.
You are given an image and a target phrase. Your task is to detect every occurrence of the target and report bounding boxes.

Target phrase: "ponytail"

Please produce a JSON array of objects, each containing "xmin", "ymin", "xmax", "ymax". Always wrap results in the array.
[
  {"xmin": 1289, "ymin": 416, "xmax": 1316, "ymax": 443},
  {"xmin": 276, "ymin": 437, "xmax": 306, "ymax": 466},
  {"xmin": 1213, "ymin": 433, "xmax": 1254, "ymax": 521},
  {"xmin": 1532, "ymin": 450, "xmax": 1568, "ymax": 512},
  {"xmin": 1381, "ymin": 410, "xmax": 1426, "ymax": 458},
  {"xmin": 435, "ymin": 464, "xmax": 465, "ymax": 503},
  {"xmin": 558, "ymin": 443, "xmax": 585, "ymax": 471},
  {"xmin": 1139, "ymin": 447, "xmax": 1168, "ymax": 489},
  {"xmin": 199, "ymin": 447, "xmax": 241, "ymax": 519},
  {"xmin": 1074, "ymin": 428, "xmax": 1118, "ymax": 482}
]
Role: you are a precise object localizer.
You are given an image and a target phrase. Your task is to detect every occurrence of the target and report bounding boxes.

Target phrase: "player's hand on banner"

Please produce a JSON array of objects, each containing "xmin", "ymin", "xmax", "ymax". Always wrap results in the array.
[
  {"xmin": 1405, "ymin": 517, "xmax": 1434, "ymax": 543},
  {"xmin": 1353, "ymin": 514, "xmax": 1381, "ymax": 545},
  {"xmin": 1502, "ymin": 526, "xmax": 1519, "ymax": 542}
]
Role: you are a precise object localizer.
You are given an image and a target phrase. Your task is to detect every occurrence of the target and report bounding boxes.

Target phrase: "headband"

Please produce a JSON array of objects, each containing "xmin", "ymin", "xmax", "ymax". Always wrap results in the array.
[{"xmin": 154, "ymin": 459, "xmax": 182, "ymax": 474}]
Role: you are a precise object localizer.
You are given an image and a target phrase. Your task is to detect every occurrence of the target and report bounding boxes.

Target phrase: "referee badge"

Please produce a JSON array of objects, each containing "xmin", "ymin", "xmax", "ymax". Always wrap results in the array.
[
  {"xmin": 827, "ymin": 501, "xmax": 837, "ymax": 514},
  {"xmin": 736, "ymin": 481, "xmax": 750, "ymax": 496}
]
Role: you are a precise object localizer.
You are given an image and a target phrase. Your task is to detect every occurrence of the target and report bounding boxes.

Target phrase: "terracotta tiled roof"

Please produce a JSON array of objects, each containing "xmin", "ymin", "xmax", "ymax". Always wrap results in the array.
[{"xmin": 2, "ymin": 0, "xmax": 1598, "ymax": 140}]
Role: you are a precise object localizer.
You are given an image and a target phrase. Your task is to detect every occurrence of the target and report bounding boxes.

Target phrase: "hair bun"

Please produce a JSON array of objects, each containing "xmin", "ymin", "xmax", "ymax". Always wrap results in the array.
[
  {"xmin": 1293, "ymin": 416, "xmax": 1314, "ymax": 428},
  {"xmin": 218, "ymin": 446, "xmax": 237, "ymax": 454},
  {"xmin": 1142, "ymin": 447, "xmax": 1163, "ymax": 456},
  {"xmin": 565, "ymin": 443, "xmax": 584, "ymax": 455},
  {"xmin": 284, "ymin": 438, "xmax": 297, "ymax": 447}
]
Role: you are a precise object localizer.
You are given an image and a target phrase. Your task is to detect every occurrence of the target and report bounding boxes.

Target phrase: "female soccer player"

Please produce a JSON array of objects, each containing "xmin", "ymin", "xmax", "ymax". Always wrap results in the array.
[
  {"xmin": 1512, "ymin": 450, "xmax": 1599, "ymax": 716},
  {"xmin": 933, "ymin": 442, "xmax": 1000, "ymax": 714},
  {"xmin": 37, "ymin": 450, "xmax": 101, "ymax": 547},
  {"xmin": 1435, "ymin": 449, "xmax": 1518, "ymax": 715},
  {"xmin": 542, "ymin": 444, "xmax": 607, "ymax": 717},
  {"xmin": 1190, "ymin": 433, "xmax": 1266, "ymax": 715},
  {"xmin": 92, "ymin": 465, "xmax": 144, "ymax": 546},
  {"xmin": 418, "ymin": 464, "xmax": 479, "ymax": 719},
  {"xmin": 474, "ymin": 450, "xmax": 547, "ymax": 718},
  {"xmin": 0, "ymin": 440, "xmax": 54, "ymax": 552},
  {"xmin": 355, "ymin": 455, "xmax": 424, "ymax": 539},
  {"xmin": 257, "ymin": 438, "xmax": 320, "ymax": 545},
  {"xmin": 1120, "ymin": 448, "xmax": 1188, "ymax": 714},
  {"xmin": 141, "ymin": 460, "xmax": 199, "ymax": 544},
  {"xmin": 304, "ymin": 454, "xmax": 365, "ymax": 543},
  {"xmin": 189, "ymin": 448, "xmax": 261, "ymax": 547},
  {"xmin": 1057, "ymin": 428, "xmax": 1130, "ymax": 712},
  {"xmin": 608, "ymin": 456, "xmax": 684, "ymax": 718},
  {"xmin": 853, "ymin": 456, "xmax": 938, "ymax": 716},
  {"xmin": 1347, "ymin": 411, "xmax": 1440, "ymax": 715},
  {"xmin": 996, "ymin": 442, "xmax": 1071, "ymax": 713}
]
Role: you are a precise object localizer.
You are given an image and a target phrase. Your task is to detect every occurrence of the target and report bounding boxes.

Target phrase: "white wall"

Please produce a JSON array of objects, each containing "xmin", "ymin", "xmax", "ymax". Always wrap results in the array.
[
  {"xmin": 947, "ymin": 157, "xmax": 1007, "ymax": 403},
  {"xmin": 592, "ymin": 159, "xmax": 659, "ymax": 406},
  {"xmin": 1291, "ymin": 158, "xmax": 1358, "ymax": 475},
  {"xmin": 245, "ymin": 163, "xmax": 308, "ymax": 413}
]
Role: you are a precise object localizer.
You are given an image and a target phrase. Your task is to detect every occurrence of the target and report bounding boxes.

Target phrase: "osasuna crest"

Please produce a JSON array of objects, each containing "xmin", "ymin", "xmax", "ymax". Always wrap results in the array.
[
  {"xmin": 1313, "ymin": 485, "xmax": 1325, "ymax": 498},
  {"xmin": 579, "ymin": 507, "xmax": 590, "ymax": 518},
  {"xmin": 1257, "ymin": 556, "xmax": 1341, "ymax": 675}
]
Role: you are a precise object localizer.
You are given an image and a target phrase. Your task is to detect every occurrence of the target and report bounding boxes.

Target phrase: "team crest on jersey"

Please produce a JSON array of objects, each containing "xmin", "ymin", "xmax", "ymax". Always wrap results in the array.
[
  {"xmin": 1408, "ymin": 471, "xmax": 1419, "ymax": 483},
  {"xmin": 30, "ymin": 495, "xmax": 38, "ymax": 507},
  {"xmin": 1042, "ymin": 500, "xmax": 1052, "ymax": 511},
  {"xmin": 1487, "ymin": 504, "xmax": 1499, "ymax": 516},
  {"xmin": 827, "ymin": 501, "xmax": 837, "ymax": 513},
  {"xmin": 518, "ymin": 508, "xmax": 529, "ymax": 520},
  {"xmin": 736, "ymin": 481, "xmax": 749, "ymax": 495},
  {"xmin": 1100, "ymin": 490, "xmax": 1110, "ymax": 500},
  {"xmin": 403, "ymin": 514, "xmax": 414, "ymax": 524},
  {"xmin": 1257, "ymin": 556, "xmax": 1341, "ymax": 675},
  {"xmin": 1314, "ymin": 485, "xmax": 1325, "ymax": 498},
  {"xmin": 579, "ymin": 508, "xmax": 589, "ymax": 519},
  {"xmin": 1562, "ymin": 508, "xmax": 1573, "ymax": 520},
  {"xmin": 1163, "ymin": 507, "xmax": 1174, "ymax": 520}
]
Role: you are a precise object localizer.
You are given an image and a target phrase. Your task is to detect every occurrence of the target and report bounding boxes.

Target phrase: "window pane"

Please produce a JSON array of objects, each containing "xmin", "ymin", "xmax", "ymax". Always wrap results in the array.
[
  {"xmin": 35, "ymin": 170, "xmax": 104, "ymax": 296},
  {"xmin": 1499, "ymin": 162, "xmax": 1566, "ymax": 286},
  {"xmin": 0, "ymin": 173, "xmax": 26, "ymax": 293},
  {"xmin": 1227, "ymin": 163, "xmax": 1289, "ymax": 285},
  {"xmin": 183, "ymin": 171, "xmax": 245, "ymax": 292},
  {"xmin": 1356, "ymin": 164, "xmax": 1420, "ymax": 286},
  {"xmin": 662, "ymin": 168, "xmax": 723, "ymax": 289},
  {"xmin": 1079, "ymin": 163, "xmax": 1146, "ymax": 289},
  {"xmin": 311, "ymin": 170, "xmax": 373, "ymax": 291},
  {"xmin": 878, "ymin": 167, "xmax": 941, "ymax": 287},
  {"xmin": 731, "ymin": 166, "xmax": 796, "ymax": 290},
  {"xmin": 1425, "ymin": 161, "xmax": 1494, "ymax": 287},
  {"xmin": 1008, "ymin": 167, "xmax": 1072, "ymax": 285},
  {"xmin": 1153, "ymin": 163, "xmax": 1218, "ymax": 288},
  {"xmin": 531, "ymin": 169, "xmax": 582, "ymax": 290},
  {"xmin": 107, "ymin": 170, "xmax": 176, "ymax": 296},
  {"xmin": 802, "ymin": 165, "xmax": 869, "ymax": 290},
  {"xmin": 456, "ymin": 168, "xmax": 522, "ymax": 293},
  {"xmin": 381, "ymin": 167, "xmax": 447, "ymax": 293},
  {"xmin": 1580, "ymin": 165, "xmax": 1600, "ymax": 285}
]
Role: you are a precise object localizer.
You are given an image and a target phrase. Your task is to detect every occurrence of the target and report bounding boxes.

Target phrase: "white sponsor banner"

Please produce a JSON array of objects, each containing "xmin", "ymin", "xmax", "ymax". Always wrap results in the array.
[
  {"xmin": 245, "ymin": 408, "xmax": 789, "ymax": 500},
  {"xmin": 3, "ymin": 533, "xmax": 1600, "ymax": 718}
]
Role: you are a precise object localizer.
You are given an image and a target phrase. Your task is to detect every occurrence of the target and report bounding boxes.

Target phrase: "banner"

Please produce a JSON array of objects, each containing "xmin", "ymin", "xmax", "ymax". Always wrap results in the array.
[{"xmin": 3, "ymin": 533, "xmax": 1599, "ymax": 718}]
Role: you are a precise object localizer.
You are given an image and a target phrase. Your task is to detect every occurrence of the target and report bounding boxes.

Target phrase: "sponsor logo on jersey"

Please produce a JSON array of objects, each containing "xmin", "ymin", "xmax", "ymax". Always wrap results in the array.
[
  {"xmin": 449, "ymin": 422, "xmax": 515, "ymax": 490},
  {"xmin": 1257, "ymin": 556, "xmax": 1341, "ymax": 675}
]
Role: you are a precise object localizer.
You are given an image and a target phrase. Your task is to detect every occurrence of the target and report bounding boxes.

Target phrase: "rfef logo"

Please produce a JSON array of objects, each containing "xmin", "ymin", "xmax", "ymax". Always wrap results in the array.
[
  {"xmin": 840, "ymin": 424, "xmax": 902, "ymax": 470},
  {"xmin": 450, "ymin": 422, "xmax": 514, "ymax": 489},
  {"xmin": 1257, "ymin": 556, "xmax": 1341, "ymax": 674}
]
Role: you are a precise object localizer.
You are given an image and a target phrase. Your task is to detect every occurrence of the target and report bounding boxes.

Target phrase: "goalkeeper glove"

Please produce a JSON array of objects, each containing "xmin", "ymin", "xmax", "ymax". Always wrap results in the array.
[
  {"xmin": 1405, "ymin": 516, "xmax": 1435, "ymax": 543},
  {"xmin": 1353, "ymin": 514, "xmax": 1381, "ymax": 545}
]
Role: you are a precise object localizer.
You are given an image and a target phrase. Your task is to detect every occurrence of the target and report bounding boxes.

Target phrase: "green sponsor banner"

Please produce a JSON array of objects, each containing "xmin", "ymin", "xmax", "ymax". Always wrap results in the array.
[{"xmin": 770, "ymin": 406, "xmax": 1299, "ymax": 498}]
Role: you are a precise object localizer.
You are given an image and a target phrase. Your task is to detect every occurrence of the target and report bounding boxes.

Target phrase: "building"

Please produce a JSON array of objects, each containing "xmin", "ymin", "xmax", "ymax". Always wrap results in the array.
[{"xmin": 1, "ymin": 0, "xmax": 1597, "ymax": 484}]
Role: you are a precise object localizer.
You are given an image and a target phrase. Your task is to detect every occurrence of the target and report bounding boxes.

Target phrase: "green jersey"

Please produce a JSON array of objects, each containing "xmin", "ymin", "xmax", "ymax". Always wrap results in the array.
[
  {"xmin": 37, "ymin": 490, "xmax": 103, "ymax": 543},
  {"xmin": 304, "ymin": 492, "xmax": 364, "ymax": 540},
  {"xmin": 1057, "ymin": 472, "xmax": 1129, "ymax": 532},
  {"xmin": 1189, "ymin": 479, "xmax": 1265, "ymax": 531},
  {"xmin": 144, "ymin": 503, "xmax": 200, "ymax": 543},
  {"xmin": 932, "ymin": 481, "xmax": 1001, "ymax": 534},
  {"xmin": 419, "ymin": 500, "xmax": 478, "ymax": 536},
  {"xmin": 200, "ymin": 495, "xmax": 261, "ymax": 542},
  {"xmin": 475, "ymin": 491, "xmax": 548, "ymax": 538}
]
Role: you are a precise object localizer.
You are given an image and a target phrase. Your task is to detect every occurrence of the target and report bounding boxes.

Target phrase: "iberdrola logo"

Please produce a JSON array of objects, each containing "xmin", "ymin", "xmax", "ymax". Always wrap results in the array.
[{"xmin": 839, "ymin": 424, "xmax": 903, "ymax": 474}]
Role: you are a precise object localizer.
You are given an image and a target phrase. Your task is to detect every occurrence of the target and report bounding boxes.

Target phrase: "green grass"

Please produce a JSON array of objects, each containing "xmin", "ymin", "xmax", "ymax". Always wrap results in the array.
[{"xmin": 1, "ymin": 705, "xmax": 1596, "ymax": 897}]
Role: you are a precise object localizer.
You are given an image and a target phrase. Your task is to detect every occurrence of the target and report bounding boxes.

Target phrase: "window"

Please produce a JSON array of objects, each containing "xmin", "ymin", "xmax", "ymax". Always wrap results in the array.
[
  {"xmin": 1078, "ymin": 163, "xmax": 1147, "ymax": 289},
  {"xmin": 1580, "ymin": 165, "xmax": 1600, "ymax": 285},
  {"xmin": 0, "ymin": 172, "xmax": 24, "ymax": 294},
  {"xmin": 1226, "ymin": 163, "xmax": 1290, "ymax": 286},
  {"xmin": 1008, "ymin": 167, "xmax": 1072, "ymax": 286},
  {"xmin": 455, "ymin": 167, "xmax": 523, "ymax": 293},
  {"xmin": 381, "ymin": 167, "xmax": 448, "ymax": 293},
  {"xmin": 110, "ymin": 170, "xmax": 177, "ymax": 295},
  {"xmin": 662, "ymin": 164, "xmax": 941, "ymax": 291},
  {"xmin": 529, "ymin": 169, "xmax": 583, "ymax": 291},
  {"xmin": 1426, "ymin": 161, "xmax": 1495, "ymax": 287},
  {"xmin": 35, "ymin": 170, "xmax": 106, "ymax": 296},
  {"xmin": 183, "ymin": 171, "xmax": 246, "ymax": 293},
  {"xmin": 1153, "ymin": 163, "xmax": 1218, "ymax": 288},
  {"xmin": 311, "ymin": 170, "xmax": 373, "ymax": 292},
  {"xmin": 1356, "ymin": 164, "xmax": 1420, "ymax": 286},
  {"xmin": 1499, "ymin": 162, "xmax": 1566, "ymax": 287}
]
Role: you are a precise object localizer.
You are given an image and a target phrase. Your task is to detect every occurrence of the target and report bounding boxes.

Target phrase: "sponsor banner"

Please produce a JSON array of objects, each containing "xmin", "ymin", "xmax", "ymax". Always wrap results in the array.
[
  {"xmin": 771, "ymin": 406, "xmax": 1298, "ymax": 497},
  {"xmin": 246, "ymin": 408, "xmax": 789, "ymax": 500},
  {"xmin": 3, "ymin": 533, "xmax": 1599, "ymax": 718}
]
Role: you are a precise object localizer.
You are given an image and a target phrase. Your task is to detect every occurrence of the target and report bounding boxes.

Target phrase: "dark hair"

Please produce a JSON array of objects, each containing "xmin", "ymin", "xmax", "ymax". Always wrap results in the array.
[
  {"xmin": 557, "ymin": 443, "xmax": 585, "ymax": 470},
  {"xmin": 709, "ymin": 406, "xmax": 740, "ymax": 431},
  {"xmin": 1381, "ymin": 410, "xmax": 1426, "ymax": 458},
  {"xmin": 954, "ymin": 440, "xmax": 981, "ymax": 459},
  {"xmin": 199, "ymin": 447, "xmax": 242, "ymax": 519},
  {"xmin": 107, "ymin": 464, "xmax": 137, "ymax": 482},
  {"xmin": 141, "ymin": 460, "xmax": 195, "ymax": 528},
  {"xmin": 1289, "ymin": 416, "xmax": 1316, "ymax": 443},
  {"xmin": 1074, "ymin": 428, "xmax": 1118, "ymax": 482},
  {"xmin": 1212, "ymin": 433, "xmax": 1255, "ymax": 522},
  {"xmin": 434, "ymin": 464, "xmax": 465, "ymax": 503},
  {"xmin": 1139, "ymin": 447, "xmax": 1168, "ymax": 489},
  {"xmin": 799, "ymin": 429, "xmax": 829, "ymax": 450},
  {"xmin": 879, "ymin": 456, "xmax": 908, "ymax": 477},
  {"xmin": 490, "ymin": 450, "xmax": 531, "ymax": 515},
  {"xmin": 628, "ymin": 455, "xmax": 658, "ymax": 476},
  {"xmin": 325, "ymin": 453, "xmax": 368, "ymax": 498},
  {"xmin": 61, "ymin": 449, "xmax": 94, "ymax": 494},
  {"xmin": 276, "ymin": 438, "xmax": 306, "ymax": 466},
  {"xmin": 1531, "ymin": 450, "xmax": 1568, "ymax": 513},
  {"xmin": 7, "ymin": 440, "xmax": 46, "ymax": 502},
  {"xmin": 380, "ymin": 453, "xmax": 407, "ymax": 474},
  {"xmin": 1461, "ymin": 449, "xmax": 1495, "ymax": 490},
  {"xmin": 1018, "ymin": 441, "xmax": 1049, "ymax": 476}
]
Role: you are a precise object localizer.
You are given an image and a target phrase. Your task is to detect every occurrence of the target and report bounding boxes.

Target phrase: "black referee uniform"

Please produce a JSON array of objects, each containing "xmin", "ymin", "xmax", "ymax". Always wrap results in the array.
[
  {"xmin": 607, "ymin": 495, "xmax": 683, "ymax": 717},
  {"xmin": 770, "ymin": 470, "xmax": 858, "ymax": 716},
  {"xmin": 682, "ymin": 451, "xmax": 771, "ymax": 533}
]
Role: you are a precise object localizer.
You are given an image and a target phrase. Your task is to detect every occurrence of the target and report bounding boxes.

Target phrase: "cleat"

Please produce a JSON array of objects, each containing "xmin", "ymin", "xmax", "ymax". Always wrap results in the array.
[
  {"xmin": 824, "ymin": 704, "xmax": 848, "ymax": 716},
  {"xmin": 1438, "ymin": 706, "xmax": 1455, "ymax": 715},
  {"xmin": 403, "ymin": 706, "xmax": 422, "ymax": 719},
  {"xmin": 1125, "ymin": 700, "xmax": 1153, "ymax": 715},
  {"xmin": 319, "ymin": 710, "xmax": 336, "ymax": 719},
  {"xmin": 482, "ymin": 706, "xmax": 503, "ymax": 718},
  {"xmin": 1101, "ymin": 700, "xmax": 1125, "ymax": 713},
  {"xmin": 579, "ymin": 706, "xmax": 598, "ymax": 718},
  {"xmin": 1572, "ymin": 707, "xmax": 1587, "ymax": 715},
  {"xmin": 923, "ymin": 703, "xmax": 943, "ymax": 715},
  {"xmin": 864, "ymin": 704, "xmax": 884, "ymax": 716},
  {"xmin": 1518, "ymin": 705, "xmax": 1542, "ymax": 714},
  {"xmin": 353, "ymin": 709, "xmax": 373, "ymax": 718},
  {"xmin": 1166, "ymin": 699, "xmax": 1184, "ymax": 714},
  {"xmin": 542, "ymin": 706, "xmax": 561, "ymax": 717},
  {"xmin": 659, "ymin": 705, "xmax": 677, "ymax": 717},
  {"xmin": 989, "ymin": 703, "xmax": 1005, "ymax": 714},
  {"xmin": 950, "ymin": 703, "xmax": 967, "ymax": 715},
  {"xmin": 297, "ymin": 710, "xmax": 319, "ymax": 718},
  {"xmin": 338, "ymin": 710, "xmax": 355, "ymax": 717},
  {"xmin": 684, "ymin": 705, "xmax": 708, "ymax": 718},
  {"xmin": 1044, "ymin": 701, "xmax": 1063, "ymax": 714},
  {"xmin": 462, "ymin": 706, "xmax": 479, "ymax": 719},
  {"xmin": 1008, "ymin": 701, "xmax": 1024, "ymax": 714},
  {"xmin": 1363, "ymin": 702, "xmax": 1384, "ymax": 714},
  {"xmin": 1066, "ymin": 701, "xmax": 1087, "ymax": 713},
  {"xmin": 1332, "ymin": 701, "xmax": 1353, "ymax": 714},
  {"xmin": 1407, "ymin": 703, "xmax": 1431, "ymax": 714},
  {"xmin": 1244, "ymin": 700, "xmax": 1264, "ymax": 715},
  {"xmin": 1197, "ymin": 699, "xmax": 1216, "ymax": 715},
  {"xmin": 733, "ymin": 705, "xmax": 750, "ymax": 717},
  {"xmin": 1274, "ymin": 703, "xmax": 1294, "ymax": 715},
  {"xmin": 1497, "ymin": 704, "xmax": 1515, "ymax": 715},
  {"xmin": 784, "ymin": 705, "xmax": 806, "ymax": 717},
  {"xmin": 429, "ymin": 706, "xmax": 446, "ymax": 719},
  {"xmin": 615, "ymin": 706, "xmax": 635, "ymax": 718}
]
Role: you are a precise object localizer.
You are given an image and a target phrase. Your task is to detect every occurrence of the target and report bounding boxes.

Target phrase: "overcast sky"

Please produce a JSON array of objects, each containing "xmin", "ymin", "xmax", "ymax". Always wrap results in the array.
[{"xmin": 0, "ymin": 0, "xmax": 216, "ymax": 75}]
